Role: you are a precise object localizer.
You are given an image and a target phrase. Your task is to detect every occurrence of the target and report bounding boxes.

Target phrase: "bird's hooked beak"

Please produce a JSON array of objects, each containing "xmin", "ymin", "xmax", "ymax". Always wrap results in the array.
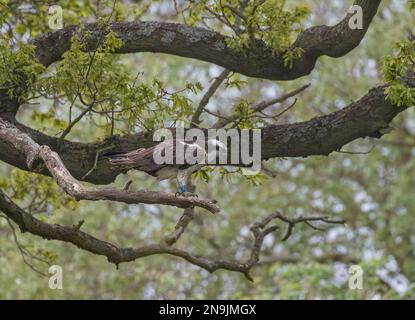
[
  {"xmin": 206, "ymin": 139, "xmax": 228, "ymax": 164},
  {"xmin": 208, "ymin": 139, "xmax": 227, "ymax": 153},
  {"xmin": 217, "ymin": 141, "xmax": 227, "ymax": 153}
]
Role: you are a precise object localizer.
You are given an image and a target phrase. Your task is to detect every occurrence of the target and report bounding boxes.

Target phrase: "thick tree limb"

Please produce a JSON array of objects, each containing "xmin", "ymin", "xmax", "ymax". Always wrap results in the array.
[
  {"xmin": 0, "ymin": 117, "xmax": 219, "ymax": 213},
  {"xmin": 0, "ymin": 84, "xmax": 410, "ymax": 185},
  {"xmin": 260, "ymin": 85, "xmax": 405, "ymax": 159},
  {"xmin": 0, "ymin": 0, "xmax": 386, "ymax": 185},
  {"xmin": 33, "ymin": 0, "xmax": 381, "ymax": 80}
]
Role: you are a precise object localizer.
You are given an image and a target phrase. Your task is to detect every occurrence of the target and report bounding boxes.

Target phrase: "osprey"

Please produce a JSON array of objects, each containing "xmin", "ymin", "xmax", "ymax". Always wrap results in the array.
[{"xmin": 106, "ymin": 139, "xmax": 227, "ymax": 195}]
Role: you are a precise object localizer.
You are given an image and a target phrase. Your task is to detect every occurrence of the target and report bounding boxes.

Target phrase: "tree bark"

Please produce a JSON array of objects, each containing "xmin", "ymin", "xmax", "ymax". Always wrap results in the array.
[{"xmin": 33, "ymin": 0, "xmax": 381, "ymax": 80}]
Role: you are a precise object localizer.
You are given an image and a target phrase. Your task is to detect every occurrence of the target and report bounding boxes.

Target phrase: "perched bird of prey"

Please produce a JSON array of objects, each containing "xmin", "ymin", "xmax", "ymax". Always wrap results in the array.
[{"xmin": 106, "ymin": 138, "xmax": 227, "ymax": 195}]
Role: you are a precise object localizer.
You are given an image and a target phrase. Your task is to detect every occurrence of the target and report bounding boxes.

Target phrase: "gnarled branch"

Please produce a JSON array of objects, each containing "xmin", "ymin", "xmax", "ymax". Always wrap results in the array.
[
  {"xmin": 0, "ymin": 117, "xmax": 219, "ymax": 213},
  {"xmin": 33, "ymin": 0, "xmax": 381, "ymax": 80},
  {"xmin": 0, "ymin": 189, "xmax": 343, "ymax": 280}
]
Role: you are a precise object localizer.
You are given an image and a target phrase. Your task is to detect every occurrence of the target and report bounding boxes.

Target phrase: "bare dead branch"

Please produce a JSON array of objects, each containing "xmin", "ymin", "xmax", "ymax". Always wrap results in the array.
[
  {"xmin": 0, "ymin": 190, "xmax": 345, "ymax": 280},
  {"xmin": 267, "ymin": 212, "xmax": 346, "ymax": 241},
  {"xmin": 163, "ymin": 207, "xmax": 195, "ymax": 246},
  {"xmin": 0, "ymin": 214, "xmax": 49, "ymax": 276},
  {"xmin": 0, "ymin": 117, "xmax": 219, "ymax": 213}
]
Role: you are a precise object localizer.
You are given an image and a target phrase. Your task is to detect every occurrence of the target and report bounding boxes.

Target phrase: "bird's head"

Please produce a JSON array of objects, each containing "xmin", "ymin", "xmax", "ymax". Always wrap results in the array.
[{"xmin": 207, "ymin": 139, "xmax": 227, "ymax": 164}]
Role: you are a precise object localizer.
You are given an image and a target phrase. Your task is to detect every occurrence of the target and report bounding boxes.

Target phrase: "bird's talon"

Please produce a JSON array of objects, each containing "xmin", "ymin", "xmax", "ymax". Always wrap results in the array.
[
  {"xmin": 185, "ymin": 192, "xmax": 199, "ymax": 198},
  {"xmin": 175, "ymin": 192, "xmax": 199, "ymax": 199}
]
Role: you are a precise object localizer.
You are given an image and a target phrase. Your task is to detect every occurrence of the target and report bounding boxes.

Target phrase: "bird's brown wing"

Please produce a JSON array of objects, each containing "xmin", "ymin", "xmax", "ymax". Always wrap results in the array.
[
  {"xmin": 106, "ymin": 146, "xmax": 164, "ymax": 176},
  {"xmin": 105, "ymin": 139, "xmax": 195, "ymax": 176}
]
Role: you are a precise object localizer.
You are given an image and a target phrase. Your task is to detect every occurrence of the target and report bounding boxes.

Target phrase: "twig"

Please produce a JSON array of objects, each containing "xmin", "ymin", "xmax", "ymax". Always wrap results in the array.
[
  {"xmin": 81, "ymin": 145, "xmax": 114, "ymax": 180},
  {"xmin": 59, "ymin": 1, "xmax": 117, "ymax": 139},
  {"xmin": 213, "ymin": 83, "xmax": 310, "ymax": 128},
  {"xmin": 123, "ymin": 180, "xmax": 133, "ymax": 191},
  {"xmin": 60, "ymin": 103, "xmax": 94, "ymax": 139},
  {"xmin": 191, "ymin": 69, "xmax": 231, "ymax": 127},
  {"xmin": 267, "ymin": 212, "xmax": 346, "ymax": 241},
  {"xmin": 163, "ymin": 207, "xmax": 195, "ymax": 246},
  {"xmin": 0, "ymin": 214, "xmax": 49, "ymax": 277}
]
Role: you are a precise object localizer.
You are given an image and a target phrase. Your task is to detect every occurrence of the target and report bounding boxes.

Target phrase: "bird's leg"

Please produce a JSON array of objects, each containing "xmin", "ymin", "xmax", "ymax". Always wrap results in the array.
[
  {"xmin": 174, "ymin": 183, "xmax": 188, "ymax": 196},
  {"xmin": 175, "ymin": 169, "xmax": 198, "ymax": 198},
  {"xmin": 175, "ymin": 185, "xmax": 199, "ymax": 198}
]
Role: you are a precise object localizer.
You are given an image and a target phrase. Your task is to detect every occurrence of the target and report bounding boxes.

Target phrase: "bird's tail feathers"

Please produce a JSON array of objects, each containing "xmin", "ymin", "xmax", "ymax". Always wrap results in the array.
[{"xmin": 105, "ymin": 148, "xmax": 146, "ymax": 169}]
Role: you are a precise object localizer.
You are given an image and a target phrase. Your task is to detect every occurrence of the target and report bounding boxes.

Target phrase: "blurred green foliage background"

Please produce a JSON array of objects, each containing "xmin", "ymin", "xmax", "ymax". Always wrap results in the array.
[{"xmin": 0, "ymin": 0, "xmax": 415, "ymax": 299}]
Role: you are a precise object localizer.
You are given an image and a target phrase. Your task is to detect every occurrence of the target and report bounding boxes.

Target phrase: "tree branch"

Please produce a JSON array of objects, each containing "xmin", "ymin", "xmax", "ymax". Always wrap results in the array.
[
  {"xmin": 268, "ymin": 211, "xmax": 345, "ymax": 241},
  {"xmin": 0, "ymin": 117, "xmax": 219, "ymax": 213},
  {"xmin": 32, "ymin": 0, "xmax": 381, "ymax": 80},
  {"xmin": 163, "ymin": 207, "xmax": 195, "ymax": 246},
  {"xmin": 212, "ymin": 83, "xmax": 310, "ymax": 128},
  {"xmin": 191, "ymin": 69, "xmax": 231, "ymax": 127},
  {"xmin": 1, "ymin": 84, "xmax": 411, "ymax": 185},
  {"xmin": 0, "ymin": 190, "xmax": 343, "ymax": 280}
]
